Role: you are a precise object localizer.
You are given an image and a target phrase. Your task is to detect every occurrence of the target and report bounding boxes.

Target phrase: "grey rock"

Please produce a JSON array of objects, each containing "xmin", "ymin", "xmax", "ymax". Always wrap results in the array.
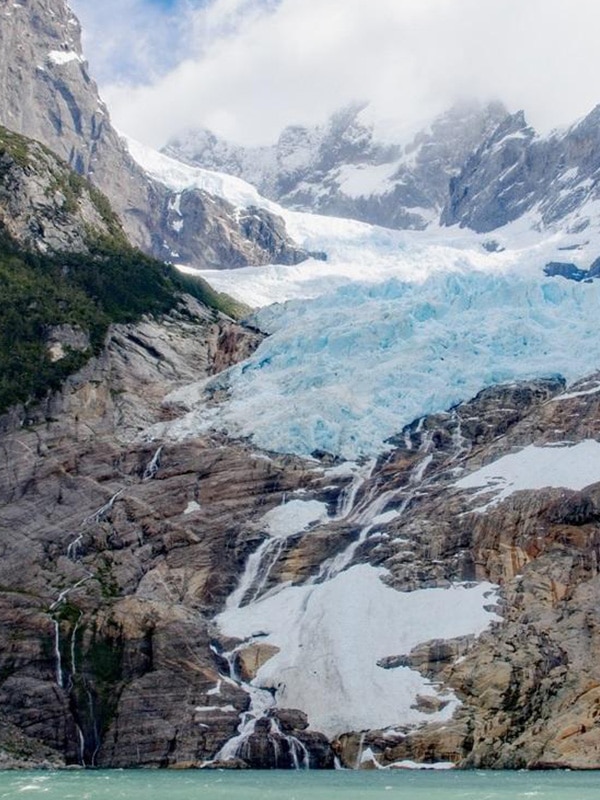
[
  {"xmin": 165, "ymin": 101, "xmax": 508, "ymax": 231},
  {"xmin": 543, "ymin": 262, "xmax": 588, "ymax": 281},
  {"xmin": 443, "ymin": 104, "xmax": 600, "ymax": 234},
  {"xmin": 0, "ymin": 125, "xmax": 120, "ymax": 252},
  {"xmin": 0, "ymin": 0, "xmax": 306, "ymax": 268}
]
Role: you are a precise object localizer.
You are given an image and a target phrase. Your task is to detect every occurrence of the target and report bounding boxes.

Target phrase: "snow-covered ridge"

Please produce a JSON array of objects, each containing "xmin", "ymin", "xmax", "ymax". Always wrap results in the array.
[{"xmin": 128, "ymin": 135, "xmax": 600, "ymax": 309}]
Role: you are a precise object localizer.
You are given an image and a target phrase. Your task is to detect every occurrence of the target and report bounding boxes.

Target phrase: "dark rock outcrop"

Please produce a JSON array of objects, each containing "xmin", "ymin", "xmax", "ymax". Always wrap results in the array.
[{"xmin": 443, "ymin": 104, "xmax": 600, "ymax": 234}]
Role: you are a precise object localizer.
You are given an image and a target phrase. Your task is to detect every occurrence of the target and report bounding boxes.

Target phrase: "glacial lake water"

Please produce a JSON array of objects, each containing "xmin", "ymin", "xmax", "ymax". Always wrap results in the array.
[{"xmin": 0, "ymin": 769, "xmax": 598, "ymax": 800}]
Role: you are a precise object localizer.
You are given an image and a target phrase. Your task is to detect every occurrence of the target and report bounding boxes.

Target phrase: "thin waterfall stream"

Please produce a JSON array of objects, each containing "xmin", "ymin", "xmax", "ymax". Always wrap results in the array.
[{"xmin": 213, "ymin": 431, "xmax": 451, "ymax": 768}]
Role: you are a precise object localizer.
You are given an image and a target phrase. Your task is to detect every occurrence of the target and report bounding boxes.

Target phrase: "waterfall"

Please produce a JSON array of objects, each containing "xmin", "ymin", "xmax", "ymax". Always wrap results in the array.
[
  {"xmin": 215, "ymin": 452, "xmax": 449, "ymax": 769},
  {"xmin": 354, "ymin": 732, "xmax": 367, "ymax": 770},
  {"xmin": 68, "ymin": 613, "xmax": 82, "ymax": 688},
  {"xmin": 66, "ymin": 533, "xmax": 84, "ymax": 561},
  {"xmin": 75, "ymin": 725, "xmax": 85, "ymax": 767},
  {"xmin": 53, "ymin": 620, "xmax": 64, "ymax": 688},
  {"xmin": 321, "ymin": 487, "xmax": 399, "ymax": 580},
  {"xmin": 48, "ymin": 484, "xmax": 130, "ymax": 765},
  {"xmin": 143, "ymin": 445, "xmax": 163, "ymax": 480},
  {"xmin": 83, "ymin": 489, "xmax": 124, "ymax": 526},
  {"xmin": 225, "ymin": 538, "xmax": 278, "ymax": 611},
  {"xmin": 49, "ymin": 578, "xmax": 89, "ymax": 690},
  {"xmin": 214, "ymin": 646, "xmax": 310, "ymax": 769},
  {"xmin": 318, "ymin": 432, "xmax": 438, "ymax": 581},
  {"xmin": 335, "ymin": 459, "xmax": 376, "ymax": 520},
  {"xmin": 214, "ymin": 491, "xmax": 336, "ymax": 769}
]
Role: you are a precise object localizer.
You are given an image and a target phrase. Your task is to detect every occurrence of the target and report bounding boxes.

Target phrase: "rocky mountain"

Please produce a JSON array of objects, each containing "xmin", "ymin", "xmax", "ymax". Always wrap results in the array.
[
  {"xmin": 4, "ymin": 0, "xmax": 600, "ymax": 777},
  {"xmin": 166, "ymin": 100, "xmax": 600, "ymax": 242},
  {"xmin": 442, "ymin": 105, "xmax": 600, "ymax": 234},
  {"xmin": 165, "ymin": 101, "xmax": 508, "ymax": 230},
  {"xmin": 4, "ymin": 316, "xmax": 600, "ymax": 769},
  {"xmin": 0, "ymin": 0, "xmax": 307, "ymax": 269},
  {"xmin": 0, "ymin": 119, "xmax": 257, "ymax": 413},
  {"xmin": 1, "ymin": 123, "xmax": 600, "ymax": 769}
]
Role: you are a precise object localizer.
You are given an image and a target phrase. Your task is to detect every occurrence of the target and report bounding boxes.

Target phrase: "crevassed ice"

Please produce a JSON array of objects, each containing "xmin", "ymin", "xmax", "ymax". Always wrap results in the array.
[{"xmin": 162, "ymin": 271, "xmax": 600, "ymax": 460}]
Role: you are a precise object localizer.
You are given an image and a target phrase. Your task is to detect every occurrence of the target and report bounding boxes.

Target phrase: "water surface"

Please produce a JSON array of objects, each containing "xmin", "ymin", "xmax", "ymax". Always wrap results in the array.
[{"xmin": 0, "ymin": 769, "xmax": 598, "ymax": 800}]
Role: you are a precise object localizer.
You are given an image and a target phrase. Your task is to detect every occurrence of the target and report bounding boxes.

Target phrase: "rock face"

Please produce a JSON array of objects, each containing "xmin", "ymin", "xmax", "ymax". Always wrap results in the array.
[
  {"xmin": 0, "ymin": 0, "xmax": 307, "ymax": 268},
  {"xmin": 167, "ymin": 100, "xmax": 600, "ymax": 238},
  {"xmin": 164, "ymin": 101, "xmax": 508, "ymax": 231},
  {"xmin": 152, "ymin": 192, "xmax": 309, "ymax": 270},
  {"xmin": 0, "ymin": 124, "xmax": 120, "ymax": 252},
  {"xmin": 5, "ymin": 298, "xmax": 600, "ymax": 771},
  {"xmin": 442, "ymin": 105, "xmax": 600, "ymax": 234},
  {"xmin": 0, "ymin": 264, "xmax": 345, "ymax": 768},
  {"xmin": 0, "ymin": 0, "xmax": 152, "ymax": 246},
  {"xmin": 326, "ymin": 375, "xmax": 600, "ymax": 769}
]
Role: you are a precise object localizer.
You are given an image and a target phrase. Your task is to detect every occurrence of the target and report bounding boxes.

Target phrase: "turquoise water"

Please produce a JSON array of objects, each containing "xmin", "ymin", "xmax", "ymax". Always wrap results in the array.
[{"xmin": 0, "ymin": 770, "xmax": 598, "ymax": 800}]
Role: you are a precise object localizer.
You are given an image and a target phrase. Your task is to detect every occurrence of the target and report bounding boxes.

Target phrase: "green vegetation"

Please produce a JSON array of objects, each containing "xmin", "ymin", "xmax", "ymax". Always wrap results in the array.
[
  {"xmin": 0, "ymin": 127, "xmax": 31, "ymax": 168},
  {"xmin": 0, "ymin": 123, "xmax": 249, "ymax": 415},
  {"xmin": 95, "ymin": 558, "xmax": 120, "ymax": 600},
  {"xmin": 0, "ymin": 229, "xmax": 246, "ymax": 414},
  {"xmin": 174, "ymin": 269, "xmax": 250, "ymax": 320}
]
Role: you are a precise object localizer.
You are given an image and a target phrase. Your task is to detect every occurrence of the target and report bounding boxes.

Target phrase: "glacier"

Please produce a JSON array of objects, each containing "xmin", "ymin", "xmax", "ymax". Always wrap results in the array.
[
  {"xmin": 130, "ymin": 138, "xmax": 600, "ymax": 460},
  {"xmin": 157, "ymin": 271, "xmax": 600, "ymax": 460}
]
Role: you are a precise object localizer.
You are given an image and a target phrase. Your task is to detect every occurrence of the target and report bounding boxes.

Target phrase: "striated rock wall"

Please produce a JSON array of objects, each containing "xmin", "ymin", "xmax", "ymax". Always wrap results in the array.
[
  {"xmin": 3, "ymin": 296, "xmax": 600, "ymax": 769},
  {"xmin": 0, "ymin": 294, "xmax": 342, "ymax": 768}
]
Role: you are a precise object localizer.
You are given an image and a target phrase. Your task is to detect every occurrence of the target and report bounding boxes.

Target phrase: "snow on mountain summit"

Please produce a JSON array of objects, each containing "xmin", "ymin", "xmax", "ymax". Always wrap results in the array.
[{"xmin": 163, "ymin": 100, "xmax": 508, "ymax": 231}]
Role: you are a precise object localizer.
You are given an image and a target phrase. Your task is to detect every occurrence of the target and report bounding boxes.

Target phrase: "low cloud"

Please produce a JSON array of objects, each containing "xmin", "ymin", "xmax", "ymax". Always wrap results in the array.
[{"xmin": 73, "ymin": 0, "xmax": 600, "ymax": 147}]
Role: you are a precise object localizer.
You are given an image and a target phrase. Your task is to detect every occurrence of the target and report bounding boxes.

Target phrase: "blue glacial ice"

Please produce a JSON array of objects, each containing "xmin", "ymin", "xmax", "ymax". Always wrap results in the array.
[{"xmin": 165, "ymin": 270, "xmax": 600, "ymax": 460}]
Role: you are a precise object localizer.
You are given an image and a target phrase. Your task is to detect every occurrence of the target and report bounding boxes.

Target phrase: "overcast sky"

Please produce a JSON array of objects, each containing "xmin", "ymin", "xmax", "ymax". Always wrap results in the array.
[{"xmin": 70, "ymin": 0, "xmax": 600, "ymax": 148}]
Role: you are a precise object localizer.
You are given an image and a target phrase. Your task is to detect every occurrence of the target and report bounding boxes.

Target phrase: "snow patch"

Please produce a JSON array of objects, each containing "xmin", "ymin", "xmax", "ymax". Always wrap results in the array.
[
  {"xmin": 47, "ymin": 50, "xmax": 81, "ymax": 66},
  {"xmin": 261, "ymin": 499, "xmax": 328, "ymax": 538},
  {"xmin": 455, "ymin": 439, "xmax": 600, "ymax": 509},
  {"xmin": 552, "ymin": 382, "xmax": 600, "ymax": 402},
  {"xmin": 217, "ymin": 565, "xmax": 500, "ymax": 737}
]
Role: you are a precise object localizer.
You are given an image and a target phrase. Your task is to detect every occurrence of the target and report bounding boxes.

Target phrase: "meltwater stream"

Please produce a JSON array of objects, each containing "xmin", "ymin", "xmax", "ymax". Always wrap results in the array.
[{"xmin": 1, "ymin": 769, "xmax": 598, "ymax": 799}]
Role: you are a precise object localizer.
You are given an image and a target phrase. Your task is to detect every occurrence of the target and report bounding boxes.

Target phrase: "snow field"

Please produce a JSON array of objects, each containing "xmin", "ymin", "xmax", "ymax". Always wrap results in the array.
[
  {"xmin": 455, "ymin": 439, "xmax": 600, "ymax": 510},
  {"xmin": 217, "ymin": 565, "xmax": 501, "ymax": 737}
]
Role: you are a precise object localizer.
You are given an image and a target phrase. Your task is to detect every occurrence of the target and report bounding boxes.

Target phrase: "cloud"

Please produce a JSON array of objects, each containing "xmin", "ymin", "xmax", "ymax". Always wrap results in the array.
[
  {"xmin": 70, "ymin": 0, "xmax": 198, "ymax": 84},
  {"xmin": 73, "ymin": 0, "xmax": 600, "ymax": 148}
]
